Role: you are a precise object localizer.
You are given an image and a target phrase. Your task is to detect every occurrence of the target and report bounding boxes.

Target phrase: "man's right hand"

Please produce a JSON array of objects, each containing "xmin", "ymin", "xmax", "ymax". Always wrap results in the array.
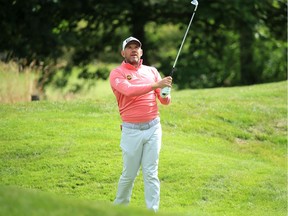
[{"xmin": 151, "ymin": 76, "xmax": 173, "ymax": 90}]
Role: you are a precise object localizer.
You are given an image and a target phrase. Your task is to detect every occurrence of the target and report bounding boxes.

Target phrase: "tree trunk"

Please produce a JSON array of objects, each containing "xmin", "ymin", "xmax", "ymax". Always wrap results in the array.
[
  {"xmin": 130, "ymin": 1, "xmax": 149, "ymax": 65},
  {"xmin": 239, "ymin": 25, "xmax": 258, "ymax": 85},
  {"xmin": 238, "ymin": 0, "xmax": 260, "ymax": 85}
]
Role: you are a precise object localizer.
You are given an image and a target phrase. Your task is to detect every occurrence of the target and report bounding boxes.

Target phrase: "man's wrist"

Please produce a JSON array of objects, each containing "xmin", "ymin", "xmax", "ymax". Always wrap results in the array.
[{"xmin": 151, "ymin": 83, "xmax": 159, "ymax": 90}]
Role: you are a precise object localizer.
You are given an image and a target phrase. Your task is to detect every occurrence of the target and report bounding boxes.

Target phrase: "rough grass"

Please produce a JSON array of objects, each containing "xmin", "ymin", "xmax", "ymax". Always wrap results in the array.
[
  {"xmin": 0, "ymin": 80, "xmax": 287, "ymax": 216},
  {"xmin": 0, "ymin": 62, "xmax": 36, "ymax": 103}
]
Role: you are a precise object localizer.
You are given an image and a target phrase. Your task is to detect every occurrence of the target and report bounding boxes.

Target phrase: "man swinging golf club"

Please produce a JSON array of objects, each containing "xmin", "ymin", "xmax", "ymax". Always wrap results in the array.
[
  {"xmin": 109, "ymin": 36, "xmax": 172, "ymax": 212},
  {"xmin": 110, "ymin": 0, "xmax": 198, "ymax": 211}
]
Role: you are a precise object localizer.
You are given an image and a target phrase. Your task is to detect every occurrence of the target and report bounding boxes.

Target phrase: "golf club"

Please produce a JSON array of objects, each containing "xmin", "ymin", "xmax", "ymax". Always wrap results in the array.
[{"xmin": 160, "ymin": 0, "xmax": 199, "ymax": 98}]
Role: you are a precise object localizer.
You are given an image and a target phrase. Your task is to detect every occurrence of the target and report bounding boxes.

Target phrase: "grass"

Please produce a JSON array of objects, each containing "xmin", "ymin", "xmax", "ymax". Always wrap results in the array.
[
  {"xmin": 0, "ymin": 61, "xmax": 117, "ymax": 103},
  {"xmin": 0, "ymin": 62, "xmax": 37, "ymax": 103},
  {"xmin": 0, "ymin": 78, "xmax": 287, "ymax": 215},
  {"xmin": 0, "ymin": 186, "xmax": 170, "ymax": 216}
]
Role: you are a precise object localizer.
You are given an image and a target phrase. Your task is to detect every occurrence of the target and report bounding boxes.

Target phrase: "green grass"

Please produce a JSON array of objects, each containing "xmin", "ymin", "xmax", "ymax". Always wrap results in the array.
[
  {"xmin": 0, "ymin": 186, "xmax": 171, "ymax": 216},
  {"xmin": 0, "ymin": 80, "xmax": 287, "ymax": 216}
]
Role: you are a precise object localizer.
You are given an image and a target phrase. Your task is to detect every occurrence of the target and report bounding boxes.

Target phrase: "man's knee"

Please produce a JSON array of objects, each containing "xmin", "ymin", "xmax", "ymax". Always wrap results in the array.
[
  {"xmin": 142, "ymin": 168, "xmax": 158, "ymax": 181},
  {"xmin": 121, "ymin": 171, "xmax": 138, "ymax": 182}
]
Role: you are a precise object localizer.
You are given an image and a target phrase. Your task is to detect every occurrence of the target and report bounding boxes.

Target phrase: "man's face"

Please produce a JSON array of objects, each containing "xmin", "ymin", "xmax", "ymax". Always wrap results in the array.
[{"xmin": 121, "ymin": 42, "xmax": 143, "ymax": 65}]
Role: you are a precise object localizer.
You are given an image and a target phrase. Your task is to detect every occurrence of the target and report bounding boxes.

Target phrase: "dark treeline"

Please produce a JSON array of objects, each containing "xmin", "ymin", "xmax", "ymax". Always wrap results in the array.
[{"xmin": 0, "ymin": 0, "xmax": 286, "ymax": 90}]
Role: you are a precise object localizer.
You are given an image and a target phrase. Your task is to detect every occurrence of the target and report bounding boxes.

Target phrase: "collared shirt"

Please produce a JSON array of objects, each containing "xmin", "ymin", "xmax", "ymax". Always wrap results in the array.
[{"xmin": 109, "ymin": 60, "xmax": 171, "ymax": 123}]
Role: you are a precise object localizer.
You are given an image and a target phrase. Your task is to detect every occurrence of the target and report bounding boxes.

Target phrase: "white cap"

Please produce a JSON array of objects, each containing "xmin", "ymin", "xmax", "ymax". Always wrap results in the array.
[{"xmin": 122, "ymin": 36, "xmax": 142, "ymax": 50}]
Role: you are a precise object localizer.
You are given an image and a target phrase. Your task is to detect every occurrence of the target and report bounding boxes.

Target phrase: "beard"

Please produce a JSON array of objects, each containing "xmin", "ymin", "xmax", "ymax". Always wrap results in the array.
[{"xmin": 125, "ymin": 56, "xmax": 140, "ymax": 66}]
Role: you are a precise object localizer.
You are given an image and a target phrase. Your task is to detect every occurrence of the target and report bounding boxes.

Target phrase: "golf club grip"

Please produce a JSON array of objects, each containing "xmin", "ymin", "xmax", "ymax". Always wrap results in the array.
[
  {"xmin": 160, "ymin": 67, "xmax": 175, "ymax": 98},
  {"xmin": 170, "ymin": 67, "xmax": 176, "ymax": 77},
  {"xmin": 160, "ymin": 86, "xmax": 171, "ymax": 98}
]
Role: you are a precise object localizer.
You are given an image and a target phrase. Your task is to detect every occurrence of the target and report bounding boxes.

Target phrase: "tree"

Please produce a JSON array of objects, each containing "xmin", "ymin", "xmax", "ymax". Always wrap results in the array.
[
  {"xmin": 0, "ymin": 0, "xmax": 63, "ymax": 63},
  {"xmin": 0, "ymin": 0, "xmax": 286, "ymax": 92},
  {"xmin": 159, "ymin": 0, "xmax": 287, "ymax": 87}
]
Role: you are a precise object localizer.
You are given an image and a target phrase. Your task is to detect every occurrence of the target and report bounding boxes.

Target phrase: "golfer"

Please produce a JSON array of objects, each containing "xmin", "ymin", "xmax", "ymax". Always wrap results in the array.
[{"xmin": 109, "ymin": 36, "xmax": 172, "ymax": 212}]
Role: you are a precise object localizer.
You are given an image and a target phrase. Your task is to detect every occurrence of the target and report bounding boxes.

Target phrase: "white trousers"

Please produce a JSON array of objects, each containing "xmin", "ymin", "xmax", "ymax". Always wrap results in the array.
[{"xmin": 114, "ymin": 120, "xmax": 162, "ymax": 212}]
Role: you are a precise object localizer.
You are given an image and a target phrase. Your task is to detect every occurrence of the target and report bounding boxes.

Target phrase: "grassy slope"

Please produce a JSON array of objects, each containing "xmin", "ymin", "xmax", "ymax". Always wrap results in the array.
[
  {"xmin": 0, "ymin": 81, "xmax": 287, "ymax": 216},
  {"xmin": 0, "ymin": 186, "xmax": 171, "ymax": 216}
]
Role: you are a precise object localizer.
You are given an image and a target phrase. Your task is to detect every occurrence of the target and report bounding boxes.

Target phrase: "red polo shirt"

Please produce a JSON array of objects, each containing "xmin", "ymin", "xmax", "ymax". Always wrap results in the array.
[{"xmin": 109, "ymin": 60, "xmax": 171, "ymax": 123}]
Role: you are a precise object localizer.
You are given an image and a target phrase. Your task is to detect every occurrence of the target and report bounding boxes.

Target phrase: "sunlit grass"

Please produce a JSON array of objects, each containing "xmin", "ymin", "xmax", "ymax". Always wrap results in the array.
[{"xmin": 0, "ymin": 74, "xmax": 287, "ymax": 215}]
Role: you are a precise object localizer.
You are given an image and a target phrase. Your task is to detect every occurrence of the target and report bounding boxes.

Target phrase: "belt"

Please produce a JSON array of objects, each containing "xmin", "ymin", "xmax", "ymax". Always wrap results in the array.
[{"xmin": 122, "ymin": 117, "xmax": 160, "ymax": 130}]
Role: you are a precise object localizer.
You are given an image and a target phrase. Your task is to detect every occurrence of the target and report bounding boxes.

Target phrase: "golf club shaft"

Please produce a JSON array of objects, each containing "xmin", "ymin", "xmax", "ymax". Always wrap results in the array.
[
  {"xmin": 170, "ymin": 4, "xmax": 198, "ymax": 76},
  {"xmin": 160, "ymin": 1, "xmax": 198, "ymax": 98}
]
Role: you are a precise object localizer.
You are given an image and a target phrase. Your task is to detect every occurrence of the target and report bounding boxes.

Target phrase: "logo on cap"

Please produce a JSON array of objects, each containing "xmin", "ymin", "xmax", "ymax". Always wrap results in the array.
[{"xmin": 122, "ymin": 36, "xmax": 142, "ymax": 50}]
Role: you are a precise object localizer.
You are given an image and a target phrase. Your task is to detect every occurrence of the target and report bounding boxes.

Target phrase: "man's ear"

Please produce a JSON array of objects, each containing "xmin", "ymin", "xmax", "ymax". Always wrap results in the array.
[
  {"xmin": 121, "ymin": 50, "xmax": 125, "ymax": 58},
  {"xmin": 140, "ymin": 49, "xmax": 143, "ymax": 57}
]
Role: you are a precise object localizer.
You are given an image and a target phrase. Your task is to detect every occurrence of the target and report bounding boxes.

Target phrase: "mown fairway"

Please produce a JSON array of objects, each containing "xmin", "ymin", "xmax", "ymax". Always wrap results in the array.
[{"xmin": 0, "ymin": 81, "xmax": 287, "ymax": 216}]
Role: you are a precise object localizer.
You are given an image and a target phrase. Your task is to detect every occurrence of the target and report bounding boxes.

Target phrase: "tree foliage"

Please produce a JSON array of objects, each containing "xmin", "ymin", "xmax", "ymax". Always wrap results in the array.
[{"xmin": 0, "ymin": 0, "xmax": 286, "ymax": 90}]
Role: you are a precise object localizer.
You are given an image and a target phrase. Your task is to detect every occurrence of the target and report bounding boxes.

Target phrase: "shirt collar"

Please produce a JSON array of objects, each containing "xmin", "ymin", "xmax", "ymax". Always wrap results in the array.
[{"xmin": 121, "ymin": 59, "xmax": 143, "ymax": 70}]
